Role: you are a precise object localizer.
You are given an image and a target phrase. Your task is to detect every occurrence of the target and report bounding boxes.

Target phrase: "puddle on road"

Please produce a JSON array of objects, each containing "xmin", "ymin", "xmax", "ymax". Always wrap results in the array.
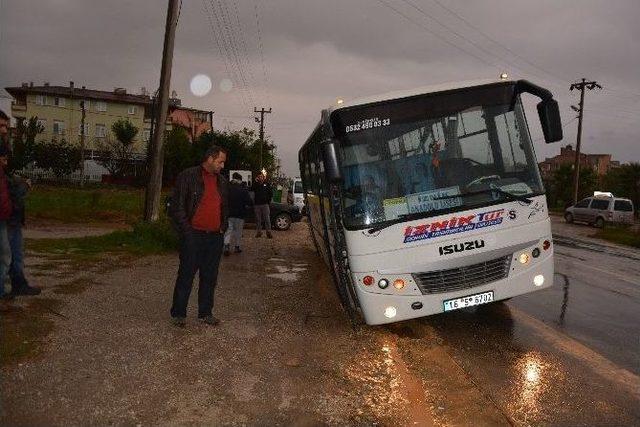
[{"xmin": 266, "ymin": 259, "xmax": 309, "ymax": 283}]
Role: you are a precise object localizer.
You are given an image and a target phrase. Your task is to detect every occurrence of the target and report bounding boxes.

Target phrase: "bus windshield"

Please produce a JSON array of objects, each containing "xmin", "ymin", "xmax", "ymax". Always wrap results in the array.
[{"xmin": 330, "ymin": 87, "xmax": 544, "ymax": 229}]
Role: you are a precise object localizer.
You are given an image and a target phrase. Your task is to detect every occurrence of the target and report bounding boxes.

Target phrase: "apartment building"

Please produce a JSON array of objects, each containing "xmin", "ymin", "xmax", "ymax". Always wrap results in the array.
[
  {"xmin": 538, "ymin": 144, "xmax": 620, "ymax": 179},
  {"xmin": 6, "ymin": 81, "xmax": 150, "ymax": 152},
  {"xmin": 5, "ymin": 81, "xmax": 213, "ymax": 153}
]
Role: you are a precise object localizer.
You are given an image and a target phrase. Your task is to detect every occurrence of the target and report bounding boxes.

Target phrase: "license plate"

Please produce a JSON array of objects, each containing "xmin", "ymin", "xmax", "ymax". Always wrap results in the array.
[{"xmin": 443, "ymin": 291, "xmax": 494, "ymax": 312}]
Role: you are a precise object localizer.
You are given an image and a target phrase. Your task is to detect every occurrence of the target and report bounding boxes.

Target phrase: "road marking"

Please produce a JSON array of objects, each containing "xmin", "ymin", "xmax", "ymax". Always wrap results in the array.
[
  {"xmin": 510, "ymin": 307, "xmax": 640, "ymax": 401},
  {"xmin": 556, "ymin": 251, "xmax": 640, "ymax": 286}
]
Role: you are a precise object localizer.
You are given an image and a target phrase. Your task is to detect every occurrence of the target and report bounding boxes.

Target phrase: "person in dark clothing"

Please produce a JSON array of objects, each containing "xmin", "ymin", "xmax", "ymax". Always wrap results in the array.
[
  {"xmin": 168, "ymin": 146, "xmax": 229, "ymax": 327},
  {"xmin": 224, "ymin": 172, "xmax": 253, "ymax": 256},
  {"xmin": 8, "ymin": 174, "xmax": 40, "ymax": 295},
  {"xmin": 0, "ymin": 145, "xmax": 12, "ymax": 300},
  {"xmin": 251, "ymin": 173, "xmax": 273, "ymax": 238}
]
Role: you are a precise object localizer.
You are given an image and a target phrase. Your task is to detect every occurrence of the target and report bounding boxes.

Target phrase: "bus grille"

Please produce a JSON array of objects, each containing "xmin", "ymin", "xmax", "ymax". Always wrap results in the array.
[{"xmin": 412, "ymin": 255, "xmax": 512, "ymax": 294}]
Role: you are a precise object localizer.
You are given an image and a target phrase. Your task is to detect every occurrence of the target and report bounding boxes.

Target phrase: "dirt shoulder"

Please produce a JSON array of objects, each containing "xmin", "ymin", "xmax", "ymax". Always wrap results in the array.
[{"xmin": 1, "ymin": 223, "xmax": 449, "ymax": 426}]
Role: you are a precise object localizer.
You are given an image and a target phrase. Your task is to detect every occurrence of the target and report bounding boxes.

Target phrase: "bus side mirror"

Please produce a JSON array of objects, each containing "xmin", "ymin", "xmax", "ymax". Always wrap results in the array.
[
  {"xmin": 322, "ymin": 139, "xmax": 343, "ymax": 183},
  {"xmin": 537, "ymin": 99, "xmax": 563, "ymax": 143}
]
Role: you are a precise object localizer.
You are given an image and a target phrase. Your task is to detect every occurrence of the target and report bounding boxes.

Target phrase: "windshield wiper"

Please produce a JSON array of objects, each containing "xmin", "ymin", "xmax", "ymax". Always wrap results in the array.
[{"xmin": 432, "ymin": 187, "xmax": 533, "ymax": 205}]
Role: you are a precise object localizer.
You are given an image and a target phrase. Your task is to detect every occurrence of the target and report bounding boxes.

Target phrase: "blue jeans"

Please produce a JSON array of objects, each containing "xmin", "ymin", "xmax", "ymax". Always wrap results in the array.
[
  {"xmin": 0, "ymin": 221, "xmax": 11, "ymax": 297},
  {"xmin": 8, "ymin": 224, "xmax": 25, "ymax": 288}
]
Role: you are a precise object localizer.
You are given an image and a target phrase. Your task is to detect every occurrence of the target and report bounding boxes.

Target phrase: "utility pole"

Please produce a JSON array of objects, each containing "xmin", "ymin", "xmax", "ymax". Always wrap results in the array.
[
  {"xmin": 254, "ymin": 107, "xmax": 271, "ymax": 171},
  {"xmin": 569, "ymin": 78, "xmax": 601, "ymax": 205},
  {"xmin": 80, "ymin": 101, "xmax": 86, "ymax": 187},
  {"xmin": 144, "ymin": 0, "xmax": 180, "ymax": 222}
]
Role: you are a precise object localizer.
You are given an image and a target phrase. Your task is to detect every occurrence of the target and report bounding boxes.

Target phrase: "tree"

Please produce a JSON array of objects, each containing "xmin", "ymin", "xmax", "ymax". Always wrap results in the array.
[
  {"xmin": 11, "ymin": 117, "xmax": 44, "ymax": 171},
  {"xmin": 34, "ymin": 139, "xmax": 82, "ymax": 179},
  {"xmin": 194, "ymin": 128, "xmax": 278, "ymax": 177},
  {"xmin": 163, "ymin": 127, "xmax": 193, "ymax": 184},
  {"xmin": 548, "ymin": 164, "xmax": 598, "ymax": 208},
  {"xmin": 96, "ymin": 119, "xmax": 139, "ymax": 178},
  {"xmin": 603, "ymin": 163, "xmax": 640, "ymax": 215}
]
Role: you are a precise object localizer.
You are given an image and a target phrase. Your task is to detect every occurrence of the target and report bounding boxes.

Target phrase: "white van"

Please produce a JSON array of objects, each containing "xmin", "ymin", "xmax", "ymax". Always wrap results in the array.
[
  {"xmin": 292, "ymin": 177, "xmax": 305, "ymax": 214},
  {"xmin": 565, "ymin": 193, "xmax": 635, "ymax": 227}
]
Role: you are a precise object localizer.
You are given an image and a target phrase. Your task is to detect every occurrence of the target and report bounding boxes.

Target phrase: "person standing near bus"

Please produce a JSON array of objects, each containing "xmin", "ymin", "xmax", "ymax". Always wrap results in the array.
[
  {"xmin": 224, "ymin": 172, "xmax": 253, "ymax": 255},
  {"xmin": 0, "ymin": 144, "xmax": 12, "ymax": 300},
  {"xmin": 252, "ymin": 173, "xmax": 273, "ymax": 238},
  {"xmin": 168, "ymin": 146, "xmax": 229, "ymax": 327}
]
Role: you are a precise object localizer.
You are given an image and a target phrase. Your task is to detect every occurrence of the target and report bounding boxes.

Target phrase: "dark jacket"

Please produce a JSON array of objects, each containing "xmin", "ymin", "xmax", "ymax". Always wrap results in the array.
[
  {"xmin": 228, "ymin": 180, "xmax": 253, "ymax": 219},
  {"xmin": 169, "ymin": 166, "xmax": 229, "ymax": 234},
  {"xmin": 252, "ymin": 181, "xmax": 273, "ymax": 205},
  {"xmin": 8, "ymin": 175, "xmax": 28, "ymax": 226}
]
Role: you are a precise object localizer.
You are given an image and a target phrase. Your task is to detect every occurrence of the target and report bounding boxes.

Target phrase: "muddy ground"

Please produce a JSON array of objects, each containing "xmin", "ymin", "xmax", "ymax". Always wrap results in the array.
[{"xmin": 1, "ymin": 221, "xmax": 638, "ymax": 426}]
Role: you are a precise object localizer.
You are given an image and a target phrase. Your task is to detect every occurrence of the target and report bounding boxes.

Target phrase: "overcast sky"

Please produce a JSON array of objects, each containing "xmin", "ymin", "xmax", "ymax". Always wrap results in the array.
[{"xmin": 1, "ymin": 0, "xmax": 639, "ymax": 176}]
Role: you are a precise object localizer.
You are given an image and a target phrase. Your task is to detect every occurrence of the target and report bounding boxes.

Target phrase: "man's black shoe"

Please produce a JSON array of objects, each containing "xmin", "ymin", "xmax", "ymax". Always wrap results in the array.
[
  {"xmin": 12, "ymin": 285, "xmax": 42, "ymax": 296},
  {"xmin": 198, "ymin": 315, "xmax": 220, "ymax": 326},
  {"xmin": 171, "ymin": 317, "xmax": 186, "ymax": 327},
  {"xmin": 234, "ymin": 246, "xmax": 242, "ymax": 253},
  {"xmin": 266, "ymin": 231, "xmax": 273, "ymax": 239}
]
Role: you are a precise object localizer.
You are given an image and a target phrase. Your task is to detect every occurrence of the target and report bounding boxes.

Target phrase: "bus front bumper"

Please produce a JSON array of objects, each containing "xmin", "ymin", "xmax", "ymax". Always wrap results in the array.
[{"xmin": 356, "ymin": 251, "xmax": 554, "ymax": 326}]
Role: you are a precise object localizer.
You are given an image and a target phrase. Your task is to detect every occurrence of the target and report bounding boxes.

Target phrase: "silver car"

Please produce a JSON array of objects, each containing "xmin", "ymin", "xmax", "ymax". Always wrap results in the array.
[{"xmin": 564, "ymin": 196, "xmax": 635, "ymax": 227}]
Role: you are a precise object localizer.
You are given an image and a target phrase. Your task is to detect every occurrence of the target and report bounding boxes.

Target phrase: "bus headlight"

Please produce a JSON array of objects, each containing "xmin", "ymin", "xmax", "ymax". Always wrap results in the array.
[
  {"xmin": 393, "ymin": 279, "xmax": 405, "ymax": 290},
  {"xmin": 533, "ymin": 275, "xmax": 545, "ymax": 287},
  {"xmin": 378, "ymin": 279, "xmax": 389, "ymax": 289},
  {"xmin": 384, "ymin": 306, "xmax": 397, "ymax": 318},
  {"xmin": 518, "ymin": 253, "xmax": 530, "ymax": 264}
]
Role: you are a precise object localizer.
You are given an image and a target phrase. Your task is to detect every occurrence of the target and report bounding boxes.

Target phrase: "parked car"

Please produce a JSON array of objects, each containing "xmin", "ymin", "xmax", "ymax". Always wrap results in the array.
[
  {"xmin": 245, "ymin": 202, "xmax": 302, "ymax": 231},
  {"xmin": 164, "ymin": 196, "xmax": 302, "ymax": 231},
  {"xmin": 564, "ymin": 194, "xmax": 635, "ymax": 227},
  {"xmin": 291, "ymin": 177, "xmax": 305, "ymax": 214}
]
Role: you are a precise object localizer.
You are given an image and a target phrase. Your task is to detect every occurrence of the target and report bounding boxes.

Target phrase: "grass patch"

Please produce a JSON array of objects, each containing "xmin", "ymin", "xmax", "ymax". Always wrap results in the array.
[
  {"xmin": 25, "ymin": 185, "xmax": 159, "ymax": 223},
  {"xmin": 592, "ymin": 226, "xmax": 640, "ymax": 248},
  {"xmin": 26, "ymin": 220, "xmax": 179, "ymax": 260}
]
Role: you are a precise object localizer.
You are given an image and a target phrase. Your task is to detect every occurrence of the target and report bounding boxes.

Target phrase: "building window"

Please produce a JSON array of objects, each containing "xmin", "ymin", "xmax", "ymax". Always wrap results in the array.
[
  {"xmin": 128, "ymin": 105, "xmax": 137, "ymax": 115},
  {"xmin": 78, "ymin": 123, "xmax": 90, "ymax": 136},
  {"xmin": 35, "ymin": 95, "xmax": 45, "ymax": 105},
  {"xmin": 36, "ymin": 119, "xmax": 47, "ymax": 131},
  {"xmin": 53, "ymin": 120, "xmax": 65, "ymax": 135},
  {"xmin": 95, "ymin": 101, "xmax": 107, "ymax": 112},
  {"xmin": 95, "ymin": 124, "xmax": 106, "ymax": 138},
  {"xmin": 54, "ymin": 97, "xmax": 65, "ymax": 107},
  {"xmin": 143, "ymin": 129, "xmax": 150, "ymax": 142}
]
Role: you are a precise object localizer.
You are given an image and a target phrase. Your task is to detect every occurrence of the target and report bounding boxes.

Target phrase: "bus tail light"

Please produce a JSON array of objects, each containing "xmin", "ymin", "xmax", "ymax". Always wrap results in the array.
[
  {"xmin": 378, "ymin": 279, "xmax": 389, "ymax": 289},
  {"xmin": 543, "ymin": 240, "xmax": 551, "ymax": 250},
  {"xmin": 518, "ymin": 253, "xmax": 530, "ymax": 264},
  {"xmin": 363, "ymin": 276, "xmax": 374, "ymax": 286}
]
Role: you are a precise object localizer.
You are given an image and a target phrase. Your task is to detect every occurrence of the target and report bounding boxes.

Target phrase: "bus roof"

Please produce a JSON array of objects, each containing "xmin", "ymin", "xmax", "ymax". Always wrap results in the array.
[{"xmin": 328, "ymin": 78, "xmax": 513, "ymax": 113}]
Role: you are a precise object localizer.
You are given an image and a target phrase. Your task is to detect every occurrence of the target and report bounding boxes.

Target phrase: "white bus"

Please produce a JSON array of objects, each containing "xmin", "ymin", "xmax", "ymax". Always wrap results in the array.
[{"xmin": 299, "ymin": 79, "xmax": 563, "ymax": 325}]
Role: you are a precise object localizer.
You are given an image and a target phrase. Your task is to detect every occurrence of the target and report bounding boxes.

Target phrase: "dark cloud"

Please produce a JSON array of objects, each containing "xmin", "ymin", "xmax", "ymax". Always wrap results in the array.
[{"xmin": 1, "ymin": 0, "xmax": 639, "ymax": 176}]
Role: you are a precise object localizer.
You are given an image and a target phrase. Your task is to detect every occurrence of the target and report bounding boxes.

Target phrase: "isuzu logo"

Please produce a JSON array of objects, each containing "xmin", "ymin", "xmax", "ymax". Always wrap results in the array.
[{"xmin": 438, "ymin": 239, "xmax": 485, "ymax": 256}]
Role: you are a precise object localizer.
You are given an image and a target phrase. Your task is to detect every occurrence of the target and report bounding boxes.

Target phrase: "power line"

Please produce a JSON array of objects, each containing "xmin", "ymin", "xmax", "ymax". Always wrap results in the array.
[
  {"xmin": 399, "ymin": 0, "xmax": 560, "ymax": 86},
  {"xmin": 375, "ymin": 0, "xmax": 502, "ymax": 72},
  {"xmin": 217, "ymin": 0, "xmax": 256, "ymax": 107},
  {"xmin": 253, "ymin": 0, "xmax": 272, "ymax": 107},
  {"xmin": 210, "ymin": 0, "xmax": 254, "ymax": 109},
  {"xmin": 201, "ymin": 0, "xmax": 248, "ymax": 112},
  {"xmin": 428, "ymin": 0, "xmax": 570, "ymax": 84}
]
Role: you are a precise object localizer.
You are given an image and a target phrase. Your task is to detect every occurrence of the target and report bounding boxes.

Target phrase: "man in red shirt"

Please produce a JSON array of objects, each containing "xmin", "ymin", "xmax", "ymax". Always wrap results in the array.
[
  {"xmin": 168, "ymin": 146, "xmax": 229, "ymax": 327},
  {"xmin": 0, "ymin": 144, "xmax": 13, "ymax": 299}
]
